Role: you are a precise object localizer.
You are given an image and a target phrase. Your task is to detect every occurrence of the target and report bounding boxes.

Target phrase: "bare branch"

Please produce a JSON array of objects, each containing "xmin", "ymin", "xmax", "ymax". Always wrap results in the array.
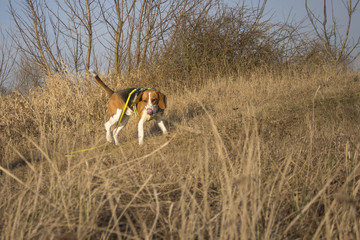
[{"xmin": 305, "ymin": 0, "xmax": 360, "ymax": 67}]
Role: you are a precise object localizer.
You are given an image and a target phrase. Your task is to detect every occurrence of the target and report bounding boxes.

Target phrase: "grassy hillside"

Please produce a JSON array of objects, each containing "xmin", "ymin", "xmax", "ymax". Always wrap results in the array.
[{"xmin": 1, "ymin": 69, "xmax": 360, "ymax": 239}]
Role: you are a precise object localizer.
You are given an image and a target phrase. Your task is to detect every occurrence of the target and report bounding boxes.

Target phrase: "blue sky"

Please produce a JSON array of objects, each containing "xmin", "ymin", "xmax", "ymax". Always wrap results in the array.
[
  {"xmin": 1, "ymin": 0, "xmax": 359, "ymax": 39},
  {"xmin": 266, "ymin": 0, "xmax": 360, "ymax": 35},
  {"xmin": 0, "ymin": 0, "xmax": 10, "ymax": 31}
]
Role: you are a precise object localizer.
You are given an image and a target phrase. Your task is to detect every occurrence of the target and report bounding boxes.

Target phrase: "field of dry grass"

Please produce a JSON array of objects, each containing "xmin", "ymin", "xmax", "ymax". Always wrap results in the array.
[{"xmin": 1, "ymin": 68, "xmax": 360, "ymax": 239}]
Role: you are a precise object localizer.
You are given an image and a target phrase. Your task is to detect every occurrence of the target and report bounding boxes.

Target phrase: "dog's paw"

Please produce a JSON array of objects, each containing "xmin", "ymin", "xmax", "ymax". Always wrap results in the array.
[{"xmin": 106, "ymin": 134, "xmax": 114, "ymax": 143}]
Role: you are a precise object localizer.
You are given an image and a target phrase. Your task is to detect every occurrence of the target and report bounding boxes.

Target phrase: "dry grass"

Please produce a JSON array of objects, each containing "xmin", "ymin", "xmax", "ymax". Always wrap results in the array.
[{"xmin": 1, "ymin": 68, "xmax": 360, "ymax": 239}]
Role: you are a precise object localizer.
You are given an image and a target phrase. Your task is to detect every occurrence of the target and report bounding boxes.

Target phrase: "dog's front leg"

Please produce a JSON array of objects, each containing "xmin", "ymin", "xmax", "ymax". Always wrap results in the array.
[
  {"xmin": 157, "ymin": 118, "xmax": 168, "ymax": 135},
  {"xmin": 137, "ymin": 121, "xmax": 145, "ymax": 145},
  {"xmin": 137, "ymin": 113, "xmax": 149, "ymax": 145}
]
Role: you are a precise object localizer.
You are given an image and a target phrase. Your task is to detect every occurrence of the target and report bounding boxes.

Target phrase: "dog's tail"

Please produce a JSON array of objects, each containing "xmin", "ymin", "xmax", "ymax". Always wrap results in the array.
[{"xmin": 89, "ymin": 69, "xmax": 114, "ymax": 97}]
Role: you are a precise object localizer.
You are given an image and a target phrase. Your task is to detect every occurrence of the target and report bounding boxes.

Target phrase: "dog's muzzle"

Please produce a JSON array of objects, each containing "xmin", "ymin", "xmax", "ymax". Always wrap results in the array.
[{"xmin": 146, "ymin": 108, "xmax": 153, "ymax": 115}]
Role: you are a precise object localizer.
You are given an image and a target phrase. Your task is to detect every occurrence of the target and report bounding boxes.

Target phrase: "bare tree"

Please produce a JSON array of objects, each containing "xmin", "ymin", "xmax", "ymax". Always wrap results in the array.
[
  {"xmin": 9, "ymin": 0, "xmax": 62, "ymax": 76},
  {"xmin": 0, "ymin": 31, "xmax": 17, "ymax": 94},
  {"xmin": 49, "ymin": 0, "xmax": 99, "ymax": 79},
  {"xmin": 100, "ymin": 0, "xmax": 136, "ymax": 76},
  {"xmin": 99, "ymin": 0, "xmax": 207, "ymax": 76},
  {"xmin": 136, "ymin": 0, "xmax": 206, "ymax": 71},
  {"xmin": 305, "ymin": 0, "xmax": 360, "ymax": 68}
]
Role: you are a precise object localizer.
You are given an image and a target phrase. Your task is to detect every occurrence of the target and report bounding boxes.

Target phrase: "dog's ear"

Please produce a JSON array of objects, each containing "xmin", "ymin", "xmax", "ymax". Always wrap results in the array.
[
  {"xmin": 131, "ymin": 92, "xmax": 144, "ymax": 107},
  {"xmin": 158, "ymin": 92, "xmax": 167, "ymax": 110}
]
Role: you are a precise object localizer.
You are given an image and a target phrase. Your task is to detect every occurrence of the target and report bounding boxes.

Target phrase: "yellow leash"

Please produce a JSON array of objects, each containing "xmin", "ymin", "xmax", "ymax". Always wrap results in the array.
[
  {"xmin": 65, "ymin": 142, "xmax": 108, "ymax": 157},
  {"xmin": 65, "ymin": 89, "xmax": 137, "ymax": 157},
  {"xmin": 116, "ymin": 89, "xmax": 137, "ymax": 128}
]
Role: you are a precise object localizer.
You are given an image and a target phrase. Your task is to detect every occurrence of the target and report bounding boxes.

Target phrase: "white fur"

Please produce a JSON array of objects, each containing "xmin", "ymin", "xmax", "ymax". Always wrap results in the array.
[
  {"xmin": 105, "ymin": 108, "xmax": 133, "ymax": 145},
  {"xmin": 113, "ymin": 115, "xmax": 130, "ymax": 145},
  {"xmin": 104, "ymin": 109, "xmax": 121, "ymax": 143},
  {"xmin": 157, "ymin": 119, "xmax": 167, "ymax": 135},
  {"xmin": 138, "ymin": 110, "xmax": 150, "ymax": 145}
]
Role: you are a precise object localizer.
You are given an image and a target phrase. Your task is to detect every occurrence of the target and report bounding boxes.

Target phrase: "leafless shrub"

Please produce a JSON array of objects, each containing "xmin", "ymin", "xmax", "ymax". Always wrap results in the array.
[
  {"xmin": 305, "ymin": 0, "xmax": 360, "ymax": 68},
  {"xmin": 154, "ymin": 1, "xmax": 293, "ymax": 88},
  {"xmin": 12, "ymin": 57, "xmax": 44, "ymax": 94},
  {"xmin": 0, "ymin": 31, "xmax": 17, "ymax": 94}
]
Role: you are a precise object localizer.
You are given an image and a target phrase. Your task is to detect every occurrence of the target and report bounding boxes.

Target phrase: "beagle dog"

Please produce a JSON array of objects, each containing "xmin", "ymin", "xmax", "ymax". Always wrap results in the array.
[{"xmin": 90, "ymin": 70, "xmax": 167, "ymax": 145}]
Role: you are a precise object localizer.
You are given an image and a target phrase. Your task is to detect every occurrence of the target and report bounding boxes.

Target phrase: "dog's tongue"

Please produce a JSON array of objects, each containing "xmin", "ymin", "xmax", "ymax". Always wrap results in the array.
[{"xmin": 147, "ymin": 108, "xmax": 153, "ymax": 115}]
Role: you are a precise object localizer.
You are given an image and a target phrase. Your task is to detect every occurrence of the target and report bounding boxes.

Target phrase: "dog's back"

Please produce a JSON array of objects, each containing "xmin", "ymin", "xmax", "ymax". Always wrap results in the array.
[{"xmin": 116, "ymin": 88, "xmax": 135, "ymax": 101}]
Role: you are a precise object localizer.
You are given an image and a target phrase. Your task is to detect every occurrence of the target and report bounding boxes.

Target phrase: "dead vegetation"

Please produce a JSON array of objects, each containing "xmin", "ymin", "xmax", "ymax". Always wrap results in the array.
[
  {"xmin": 1, "ymin": 67, "xmax": 360, "ymax": 239},
  {"xmin": 1, "ymin": 0, "xmax": 360, "ymax": 239}
]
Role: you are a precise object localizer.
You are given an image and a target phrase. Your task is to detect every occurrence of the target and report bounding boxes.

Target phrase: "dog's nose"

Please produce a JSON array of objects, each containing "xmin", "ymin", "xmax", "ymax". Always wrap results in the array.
[{"xmin": 146, "ymin": 108, "xmax": 153, "ymax": 115}]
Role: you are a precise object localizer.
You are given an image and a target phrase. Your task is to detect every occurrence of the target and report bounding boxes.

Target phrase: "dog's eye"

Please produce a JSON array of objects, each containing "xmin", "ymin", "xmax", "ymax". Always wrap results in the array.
[
  {"xmin": 143, "ymin": 99, "xmax": 147, "ymax": 102},
  {"xmin": 152, "ymin": 99, "xmax": 157, "ymax": 103}
]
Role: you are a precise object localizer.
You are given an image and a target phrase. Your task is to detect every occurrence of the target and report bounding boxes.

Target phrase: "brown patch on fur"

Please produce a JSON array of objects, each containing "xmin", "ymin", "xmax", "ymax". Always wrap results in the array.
[
  {"xmin": 108, "ymin": 93, "xmax": 126, "ymax": 117},
  {"xmin": 158, "ymin": 92, "xmax": 167, "ymax": 109}
]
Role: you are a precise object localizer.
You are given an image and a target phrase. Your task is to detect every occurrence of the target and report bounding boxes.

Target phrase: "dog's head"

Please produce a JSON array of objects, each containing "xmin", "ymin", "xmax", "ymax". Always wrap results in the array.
[{"xmin": 131, "ymin": 89, "xmax": 167, "ymax": 115}]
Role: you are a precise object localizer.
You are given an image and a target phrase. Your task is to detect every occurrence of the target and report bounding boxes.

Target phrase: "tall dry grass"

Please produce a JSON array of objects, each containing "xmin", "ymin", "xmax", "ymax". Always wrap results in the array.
[{"xmin": 0, "ymin": 68, "xmax": 360, "ymax": 239}]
